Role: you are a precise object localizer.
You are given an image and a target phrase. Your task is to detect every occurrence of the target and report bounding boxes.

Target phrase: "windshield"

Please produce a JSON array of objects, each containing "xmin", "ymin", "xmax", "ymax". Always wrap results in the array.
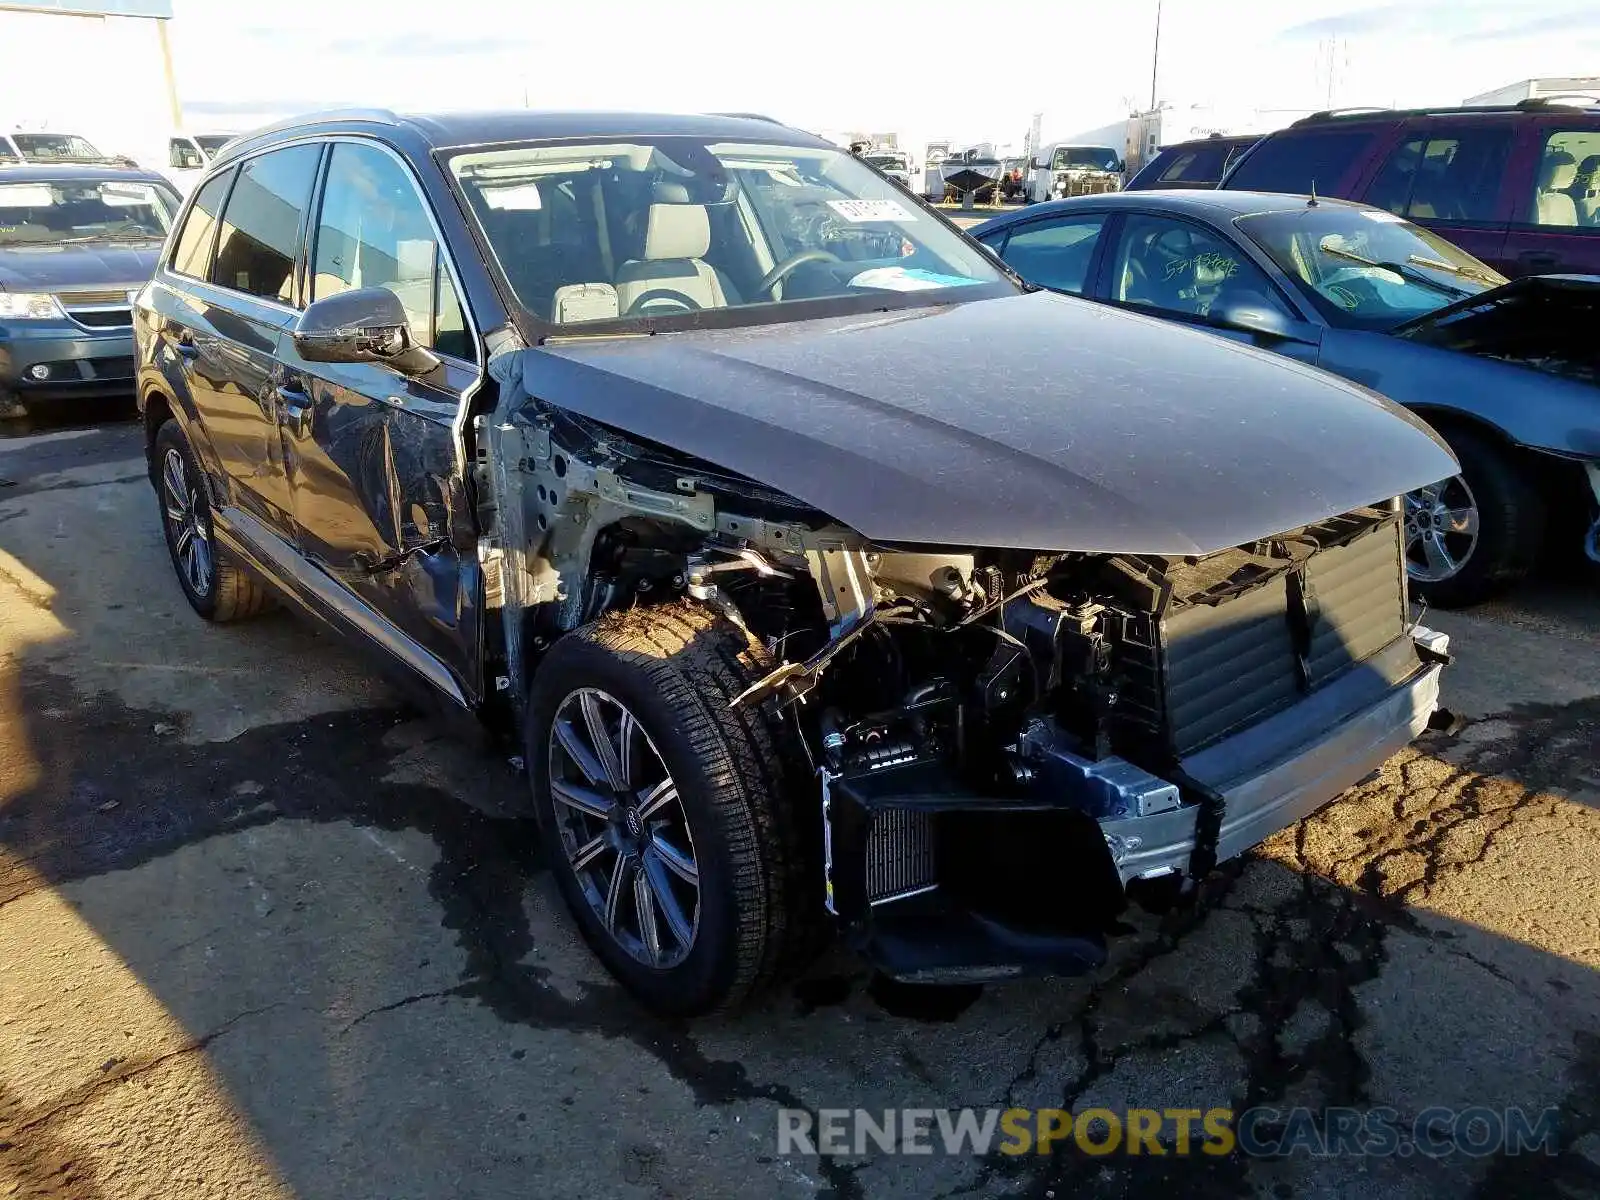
[
  {"xmin": 196, "ymin": 135, "xmax": 234, "ymax": 156},
  {"xmin": 1237, "ymin": 206, "xmax": 1505, "ymax": 331},
  {"xmin": 12, "ymin": 133, "xmax": 104, "ymax": 162},
  {"xmin": 1053, "ymin": 147, "xmax": 1120, "ymax": 172},
  {"xmin": 447, "ymin": 137, "xmax": 1010, "ymax": 329},
  {"xmin": 0, "ymin": 178, "xmax": 176, "ymax": 247}
]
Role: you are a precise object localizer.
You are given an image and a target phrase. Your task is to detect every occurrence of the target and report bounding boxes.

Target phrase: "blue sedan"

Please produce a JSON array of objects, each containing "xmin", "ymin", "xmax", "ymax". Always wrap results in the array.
[{"xmin": 973, "ymin": 190, "xmax": 1600, "ymax": 607}]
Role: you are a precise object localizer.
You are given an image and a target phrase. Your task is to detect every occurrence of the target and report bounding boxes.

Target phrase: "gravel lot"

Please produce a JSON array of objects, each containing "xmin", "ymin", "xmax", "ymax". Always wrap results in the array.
[{"xmin": 1, "ymin": 409, "xmax": 1597, "ymax": 1199}]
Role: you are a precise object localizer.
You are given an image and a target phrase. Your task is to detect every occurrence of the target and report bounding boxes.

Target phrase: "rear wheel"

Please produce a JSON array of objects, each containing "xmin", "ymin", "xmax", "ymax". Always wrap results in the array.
[
  {"xmin": 1406, "ymin": 426, "xmax": 1544, "ymax": 608},
  {"xmin": 526, "ymin": 603, "xmax": 821, "ymax": 1016},
  {"xmin": 155, "ymin": 419, "xmax": 274, "ymax": 622}
]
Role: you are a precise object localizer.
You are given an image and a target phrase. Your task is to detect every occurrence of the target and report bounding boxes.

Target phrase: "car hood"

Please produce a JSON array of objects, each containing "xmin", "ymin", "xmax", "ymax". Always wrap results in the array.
[
  {"xmin": 0, "ymin": 240, "xmax": 164, "ymax": 291},
  {"xmin": 512, "ymin": 292, "xmax": 1458, "ymax": 555},
  {"xmin": 1390, "ymin": 272, "xmax": 1600, "ymax": 336}
]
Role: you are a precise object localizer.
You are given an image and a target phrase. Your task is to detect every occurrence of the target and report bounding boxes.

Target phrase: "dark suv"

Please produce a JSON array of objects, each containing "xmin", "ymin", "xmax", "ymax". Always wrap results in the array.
[
  {"xmin": 134, "ymin": 109, "xmax": 1455, "ymax": 1016},
  {"xmin": 1221, "ymin": 100, "xmax": 1600, "ymax": 278},
  {"xmin": 1125, "ymin": 134, "xmax": 1259, "ymax": 191}
]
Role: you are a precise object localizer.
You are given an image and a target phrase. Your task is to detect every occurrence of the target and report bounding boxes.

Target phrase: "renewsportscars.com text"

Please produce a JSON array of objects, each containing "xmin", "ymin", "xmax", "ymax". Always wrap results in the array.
[{"xmin": 777, "ymin": 1106, "xmax": 1561, "ymax": 1158}]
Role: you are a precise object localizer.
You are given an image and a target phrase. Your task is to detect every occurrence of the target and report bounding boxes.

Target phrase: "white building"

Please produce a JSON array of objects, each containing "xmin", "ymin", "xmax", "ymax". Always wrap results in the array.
[
  {"xmin": 0, "ymin": 1, "xmax": 179, "ymax": 169},
  {"xmin": 1464, "ymin": 77, "xmax": 1600, "ymax": 106}
]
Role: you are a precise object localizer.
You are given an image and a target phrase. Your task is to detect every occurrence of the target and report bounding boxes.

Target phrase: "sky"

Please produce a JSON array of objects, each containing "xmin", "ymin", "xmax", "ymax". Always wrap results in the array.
[{"xmin": 163, "ymin": 0, "xmax": 1599, "ymax": 153}]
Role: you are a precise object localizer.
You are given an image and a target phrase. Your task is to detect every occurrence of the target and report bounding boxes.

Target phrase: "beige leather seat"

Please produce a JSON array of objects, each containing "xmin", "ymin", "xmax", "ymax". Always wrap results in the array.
[
  {"xmin": 1574, "ymin": 155, "xmax": 1600, "ymax": 227},
  {"xmin": 614, "ymin": 203, "xmax": 728, "ymax": 316},
  {"xmin": 1535, "ymin": 152, "xmax": 1579, "ymax": 227}
]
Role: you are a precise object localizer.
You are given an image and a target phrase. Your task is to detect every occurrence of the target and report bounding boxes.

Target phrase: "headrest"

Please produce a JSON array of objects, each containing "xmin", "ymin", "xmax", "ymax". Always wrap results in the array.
[
  {"xmin": 653, "ymin": 180, "xmax": 693, "ymax": 204},
  {"xmin": 1541, "ymin": 152, "xmax": 1577, "ymax": 190},
  {"xmin": 551, "ymin": 282, "xmax": 619, "ymax": 324},
  {"xmin": 643, "ymin": 203, "xmax": 710, "ymax": 261}
]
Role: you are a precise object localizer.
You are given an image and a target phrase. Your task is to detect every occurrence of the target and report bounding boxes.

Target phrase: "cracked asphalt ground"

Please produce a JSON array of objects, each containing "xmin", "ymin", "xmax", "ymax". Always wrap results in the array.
[{"xmin": 1, "ymin": 411, "xmax": 1598, "ymax": 1200}]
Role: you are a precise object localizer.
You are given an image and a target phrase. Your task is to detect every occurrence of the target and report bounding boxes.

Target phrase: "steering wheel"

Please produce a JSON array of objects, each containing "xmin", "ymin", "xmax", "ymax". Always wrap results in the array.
[
  {"xmin": 623, "ymin": 288, "xmax": 704, "ymax": 317},
  {"xmin": 756, "ymin": 249, "xmax": 842, "ymax": 299}
]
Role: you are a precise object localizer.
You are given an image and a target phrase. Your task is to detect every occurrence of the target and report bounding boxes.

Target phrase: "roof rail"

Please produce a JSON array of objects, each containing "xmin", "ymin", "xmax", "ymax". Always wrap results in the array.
[
  {"xmin": 1294, "ymin": 106, "xmax": 1393, "ymax": 125},
  {"xmin": 212, "ymin": 107, "xmax": 404, "ymax": 160},
  {"xmin": 1295, "ymin": 98, "xmax": 1600, "ymax": 126},
  {"xmin": 707, "ymin": 111, "xmax": 785, "ymax": 125},
  {"xmin": 1517, "ymin": 94, "xmax": 1599, "ymax": 110}
]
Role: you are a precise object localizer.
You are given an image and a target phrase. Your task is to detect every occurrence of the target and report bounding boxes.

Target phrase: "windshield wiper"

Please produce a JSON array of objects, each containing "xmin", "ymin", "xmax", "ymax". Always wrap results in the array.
[
  {"xmin": 58, "ymin": 231, "xmax": 164, "ymax": 244},
  {"xmin": 1318, "ymin": 242, "xmax": 1470, "ymax": 298},
  {"xmin": 1404, "ymin": 254, "xmax": 1501, "ymax": 286}
]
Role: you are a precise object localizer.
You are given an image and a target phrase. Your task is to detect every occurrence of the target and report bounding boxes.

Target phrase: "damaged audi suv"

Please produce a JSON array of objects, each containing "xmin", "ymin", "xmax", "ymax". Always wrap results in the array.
[{"xmin": 135, "ymin": 111, "xmax": 1458, "ymax": 1015}]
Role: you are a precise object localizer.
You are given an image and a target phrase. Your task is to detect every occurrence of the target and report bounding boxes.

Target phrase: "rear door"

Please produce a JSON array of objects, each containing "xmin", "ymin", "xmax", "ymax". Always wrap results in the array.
[
  {"xmin": 1222, "ymin": 125, "xmax": 1383, "ymax": 199},
  {"xmin": 977, "ymin": 209, "xmax": 1111, "ymax": 296},
  {"xmin": 1356, "ymin": 118, "xmax": 1516, "ymax": 272},
  {"xmin": 200, "ymin": 144, "xmax": 323, "ymax": 532},
  {"xmin": 157, "ymin": 146, "xmax": 322, "ymax": 533},
  {"xmin": 1498, "ymin": 118, "xmax": 1600, "ymax": 277},
  {"xmin": 277, "ymin": 137, "xmax": 483, "ymax": 704}
]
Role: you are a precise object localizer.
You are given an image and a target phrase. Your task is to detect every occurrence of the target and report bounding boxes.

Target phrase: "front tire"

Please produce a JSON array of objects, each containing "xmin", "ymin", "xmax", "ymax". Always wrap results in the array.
[
  {"xmin": 154, "ymin": 419, "xmax": 274, "ymax": 622},
  {"xmin": 526, "ymin": 603, "xmax": 820, "ymax": 1016},
  {"xmin": 1406, "ymin": 426, "xmax": 1544, "ymax": 608}
]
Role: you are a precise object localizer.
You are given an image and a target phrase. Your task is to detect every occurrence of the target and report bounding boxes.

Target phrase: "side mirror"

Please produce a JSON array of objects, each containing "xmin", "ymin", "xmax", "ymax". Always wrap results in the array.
[
  {"xmin": 1214, "ymin": 301, "xmax": 1316, "ymax": 344},
  {"xmin": 293, "ymin": 286, "xmax": 440, "ymax": 375}
]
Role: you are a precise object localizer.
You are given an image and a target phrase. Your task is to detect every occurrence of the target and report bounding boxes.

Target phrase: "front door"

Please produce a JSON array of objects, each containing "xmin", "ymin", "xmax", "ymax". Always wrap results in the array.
[
  {"xmin": 1499, "ymin": 118, "xmax": 1600, "ymax": 277},
  {"xmin": 1356, "ymin": 119, "xmax": 1517, "ymax": 275},
  {"xmin": 1101, "ymin": 211, "xmax": 1322, "ymax": 364},
  {"xmin": 278, "ymin": 138, "xmax": 483, "ymax": 704}
]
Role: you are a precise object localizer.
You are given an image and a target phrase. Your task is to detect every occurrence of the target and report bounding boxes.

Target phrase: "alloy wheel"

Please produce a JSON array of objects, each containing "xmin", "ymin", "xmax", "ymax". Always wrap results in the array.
[
  {"xmin": 1404, "ymin": 475, "xmax": 1480, "ymax": 583},
  {"xmin": 161, "ymin": 447, "xmax": 213, "ymax": 598},
  {"xmin": 547, "ymin": 687, "xmax": 700, "ymax": 969}
]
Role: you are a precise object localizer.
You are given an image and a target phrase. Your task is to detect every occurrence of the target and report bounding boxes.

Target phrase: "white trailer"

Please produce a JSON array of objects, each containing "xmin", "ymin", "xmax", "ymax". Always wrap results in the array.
[{"xmin": 1463, "ymin": 77, "xmax": 1600, "ymax": 106}]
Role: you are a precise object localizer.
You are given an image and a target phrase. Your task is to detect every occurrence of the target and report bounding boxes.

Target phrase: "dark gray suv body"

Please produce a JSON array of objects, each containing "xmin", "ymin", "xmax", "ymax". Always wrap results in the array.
[{"xmin": 135, "ymin": 109, "xmax": 1456, "ymax": 1016}]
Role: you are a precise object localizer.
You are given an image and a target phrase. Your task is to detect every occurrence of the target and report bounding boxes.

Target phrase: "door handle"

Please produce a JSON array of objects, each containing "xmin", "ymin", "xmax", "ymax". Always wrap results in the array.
[
  {"xmin": 1517, "ymin": 250, "xmax": 1559, "ymax": 271},
  {"xmin": 276, "ymin": 384, "xmax": 313, "ymax": 437}
]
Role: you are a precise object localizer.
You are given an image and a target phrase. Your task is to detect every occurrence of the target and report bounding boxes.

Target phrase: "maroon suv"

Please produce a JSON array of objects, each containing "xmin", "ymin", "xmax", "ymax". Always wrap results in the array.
[{"xmin": 1220, "ymin": 100, "xmax": 1600, "ymax": 278}]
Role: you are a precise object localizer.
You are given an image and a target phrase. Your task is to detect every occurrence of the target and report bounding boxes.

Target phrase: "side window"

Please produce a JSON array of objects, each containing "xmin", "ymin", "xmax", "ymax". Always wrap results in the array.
[
  {"xmin": 168, "ymin": 138, "xmax": 202, "ymax": 170},
  {"xmin": 1367, "ymin": 128, "xmax": 1513, "ymax": 223},
  {"xmin": 169, "ymin": 169, "xmax": 233, "ymax": 280},
  {"xmin": 311, "ymin": 141, "xmax": 470, "ymax": 357},
  {"xmin": 1112, "ymin": 215, "xmax": 1290, "ymax": 321},
  {"xmin": 1365, "ymin": 135, "xmax": 1425, "ymax": 215},
  {"xmin": 994, "ymin": 214, "xmax": 1106, "ymax": 295},
  {"xmin": 210, "ymin": 144, "xmax": 320, "ymax": 304},
  {"xmin": 1529, "ymin": 129, "xmax": 1600, "ymax": 229},
  {"xmin": 1225, "ymin": 130, "xmax": 1374, "ymax": 196}
]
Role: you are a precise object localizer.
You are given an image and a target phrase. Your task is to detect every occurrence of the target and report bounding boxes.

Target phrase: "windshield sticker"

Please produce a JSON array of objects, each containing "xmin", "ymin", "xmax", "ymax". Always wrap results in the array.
[
  {"xmin": 0, "ymin": 184, "xmax": 54, "ymax": 208},
  {"xmin": 482, "ymin": 182, "xmax": 543, "ymax": 211},
  {"xmin": 1360, "ymin": 210, "xmax": 1407, "ymax": 223},
  {"xmin": 848, "ymin": 266, "xmax": 982, "ymax": 292},
  {"xmin": 827, "ymin": 198, "xmax": 917, "ymax": 223},
  {"xmin": 101, "ymin": 186, "xmax": 156, "ymax": 206}
]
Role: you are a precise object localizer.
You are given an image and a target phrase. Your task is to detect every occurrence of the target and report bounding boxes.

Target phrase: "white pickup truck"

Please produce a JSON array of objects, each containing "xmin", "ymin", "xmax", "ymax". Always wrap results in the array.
[{"xmin": 158, "ymin": 132, "xmax": 239, "ymax": 195}]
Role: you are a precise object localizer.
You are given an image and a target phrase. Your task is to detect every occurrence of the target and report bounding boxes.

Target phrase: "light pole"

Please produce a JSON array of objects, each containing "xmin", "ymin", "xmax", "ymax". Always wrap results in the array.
[{"xmin": 1149, "ymin": 0, "xmax": 1162, "ymax": 112}]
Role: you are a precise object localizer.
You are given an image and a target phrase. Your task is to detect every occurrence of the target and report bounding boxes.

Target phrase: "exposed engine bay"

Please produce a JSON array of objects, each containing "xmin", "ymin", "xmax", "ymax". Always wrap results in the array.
[
  {"xmin": 1397, "ymin": 272, "xmax": 1600, "ymax": 388},
  {"xmin": 479, "ymin": 396, "xmax": 1449, "ymax": 983}
]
